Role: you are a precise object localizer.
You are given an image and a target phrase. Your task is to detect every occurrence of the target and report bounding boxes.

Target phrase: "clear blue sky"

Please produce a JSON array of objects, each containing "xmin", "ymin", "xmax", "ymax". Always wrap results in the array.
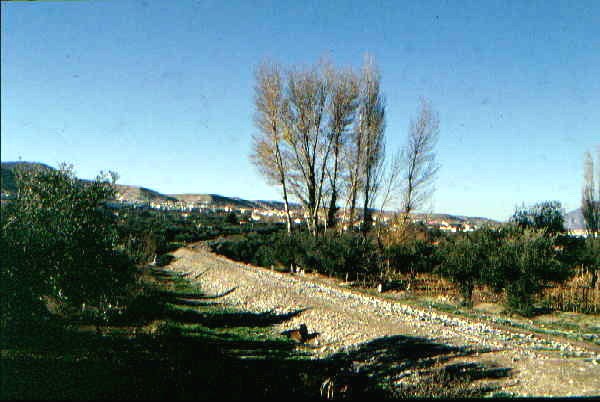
[{"xmin": 2, "ymin": 0, "xmax": 599, "ymax": 221}]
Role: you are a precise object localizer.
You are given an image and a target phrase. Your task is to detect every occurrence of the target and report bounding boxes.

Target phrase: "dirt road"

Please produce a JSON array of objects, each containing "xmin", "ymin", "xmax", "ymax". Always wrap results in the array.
[{"xmin": 167, "ymin": 244, "xmax": 600, "ymax": 397}]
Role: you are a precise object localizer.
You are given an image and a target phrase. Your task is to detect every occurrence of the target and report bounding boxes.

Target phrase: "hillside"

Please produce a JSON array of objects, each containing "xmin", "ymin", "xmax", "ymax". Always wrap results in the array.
[
  {"xmin": 1, "ymin": 162, "xmax": 175, "ymax": 204},
  {"xmin": 115, "ymin": 184, "xmax": 178, "ymax": 203},
  {"xmin": 0, "ymin": 161, "xmax": 497, "ymax": 224},
  {"xmin": 1, "ymin": 162, "xmax": 55, "ymax": 197},
  {"xmin": 566, "ymin": 208, "xmax": 585, "ymax": 230},
  {"xmin": 407, "ymin": 212, "xmax": 498, "ymax": 225},
  {"xmin": 168, "ymin": 194, "xmax": 302, "ymax": 211},
  {"xmin": 565, "ymin": 204, "xmax": 600, "ymax": 230},
  {"xmin": 168, "ymin": 193, "xmax": 257, "ymax": 209}
]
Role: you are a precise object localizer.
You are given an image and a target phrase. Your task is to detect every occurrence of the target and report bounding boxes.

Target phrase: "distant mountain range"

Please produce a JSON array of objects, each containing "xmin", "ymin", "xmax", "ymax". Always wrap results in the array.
[
  {"xmin": 564, "ymin": 205, "xmax": 598, "ymax": 231},
  {"xmin": 1, "ymin": 161, "xmax": 54, "ymax": 195},
  {"xmin": 1, "ymin": 161, "xmax": 501, "ymax": 224},
  {"xmin": 0, "ymin": 161, "xmax": 301, "ymax": 211}
]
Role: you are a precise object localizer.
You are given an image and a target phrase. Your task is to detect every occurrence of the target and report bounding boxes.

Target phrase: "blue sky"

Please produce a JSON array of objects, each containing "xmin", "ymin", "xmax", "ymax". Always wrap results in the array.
[{"xmin": 2, "ymin": 0, "xmax": 599, "ymax": 221}]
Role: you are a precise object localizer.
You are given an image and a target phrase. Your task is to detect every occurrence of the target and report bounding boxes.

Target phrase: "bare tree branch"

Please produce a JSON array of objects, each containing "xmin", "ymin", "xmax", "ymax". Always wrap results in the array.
[
  {"xmin": 358, "ymin": 55, "xmax": 386, "ymax": 235},
  {"xmin": 250, "ymin": 61, "xmax": 293, "ymax": 233},
  {"xmin": 325, "ymin": 67, "xmax": 360, "ymax": 229},
  {"xmin": 401, "ymin": 98, "xmax": 440, "ymax": 220}
]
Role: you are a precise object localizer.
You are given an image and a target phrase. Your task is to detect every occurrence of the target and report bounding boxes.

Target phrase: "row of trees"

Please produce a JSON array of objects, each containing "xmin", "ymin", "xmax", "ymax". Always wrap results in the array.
[
  {"xmin": 210, "ymin": 199, "xmax": 598, "ymax": 316},
  {"xmin": 250, "ymin": 56, "xmax": 439, "ymax": 236}
]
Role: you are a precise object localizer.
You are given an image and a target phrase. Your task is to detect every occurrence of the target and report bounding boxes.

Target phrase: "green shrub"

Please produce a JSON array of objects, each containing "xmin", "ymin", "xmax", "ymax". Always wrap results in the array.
[
  {"xmin": 553, "ymin": 234, "xmax": 587, "ymax": 269},
  {"xmin": 113, "ymin": 207, "xmax": 284, "ymax": 264},
  {"xmin": 254, "ymin": 244, "xmax": 277, "ymax": 267},
  {"xmin": 510, "ymin": 200, "xmax": 565, "ymax": 234},
  {"xmin": 209, "ymin": 231, "xmax": 378, "ymax": 280},
  {"xmin": 225, "ymin": 212, "xmax": 239, "ymax": 225},
  {"xmin": 156, "ymin": 254, "xmax": 175, "ymax": 267},
  {"xmin": 310, "ymin": 233, "xmax": 378, "ymax": 278},
  {"xmin": 1, "ymin": 165, "xmax": 136, "ymax": 332},
  {"xmin": 489, "ymin": 230, "xmax": 566, "ymax": 316},
  {"xmin": 210, "ymin": 223, "xmax": 577, "ymax": 317},
  {"xmin": 436, "ymin": 235, "xmax": 485, "ymax": 306},
  {"xmin": 210, "ymin": 233, "xmax": 271, "ymax": 264},
  {"xmin": 564, "ymin": 236, "xmax": 599, "ymax": 285},
  {"xmin": 384, "ymin": 240, "xmax": 438, "ymax": 278},
  {"xmin": 582, "ymin": 237, "xmax": 600, "ymax": 287},
  {"xmin": 475, "ymin": 227, "xmax": 512, "ymax": 292},
  {"xmin": 435, "ymin": 226, "xmax": 570, "ymax": 315},
  {"xmin": 122, "ymin": 232, "xmax": 158, "ymax": 265}
]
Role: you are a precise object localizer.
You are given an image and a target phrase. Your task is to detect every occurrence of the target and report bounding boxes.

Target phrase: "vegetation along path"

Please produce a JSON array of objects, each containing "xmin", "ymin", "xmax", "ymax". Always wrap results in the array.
[{"xmin": 166, "ymin": 243, "xmax": 600, "ymax": 398}]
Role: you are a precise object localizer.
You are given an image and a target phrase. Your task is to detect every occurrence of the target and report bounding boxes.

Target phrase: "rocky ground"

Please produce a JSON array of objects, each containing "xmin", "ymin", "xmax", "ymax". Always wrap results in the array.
[{"xmin": 168, "ymin": 243, "xmax": 600, "ymax": 397}]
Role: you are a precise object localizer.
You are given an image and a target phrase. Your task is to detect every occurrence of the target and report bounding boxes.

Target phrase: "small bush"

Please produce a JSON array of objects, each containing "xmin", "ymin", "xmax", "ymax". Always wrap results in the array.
[
  {"xmin": 510, "ymin": 200, "xmax": 565, "ymax": 234},
  {"xmin": 209, "ymin": 231, "xmax": 379, "ymax": 280},
  {"xmin": 499, "ymin": 231, "xmax": 567, "ymax": 316},
  {"xmin": 156, "ymin": 254, "xmax": 175, "ymax": 267},
  {"xmin": 384, "ymin": 240, "xmax": 438, "ymax": 278},
  {"xmin": 436, "ymin": 235, "xmax": 485, "ymax": 306},
  {"xmin": 122, "ymin": 232, "xmax": 158, "ymax": 265},
  {"xmin": 570, "ymin": 237, "xmax": 600, "ymax": 287},
  {"xmin": 434, "ymin": 226, "xmax": 570, "ymax": 315}
]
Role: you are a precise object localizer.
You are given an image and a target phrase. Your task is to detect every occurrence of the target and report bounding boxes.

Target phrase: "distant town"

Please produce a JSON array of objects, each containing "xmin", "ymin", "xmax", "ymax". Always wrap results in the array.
[
  {"xmin": 1, "ymin": 161, "xmax": 589, "ymax": 236},
  {"xmin": 111, "ymin": 194, "xmax": 490, "ymax": 234}
]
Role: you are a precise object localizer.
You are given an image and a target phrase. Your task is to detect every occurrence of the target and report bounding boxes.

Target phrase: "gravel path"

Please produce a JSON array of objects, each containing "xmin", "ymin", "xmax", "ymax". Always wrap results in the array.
[{"xmin": 168, "ymin": 244, "xmax": 600, "ymax": 397}]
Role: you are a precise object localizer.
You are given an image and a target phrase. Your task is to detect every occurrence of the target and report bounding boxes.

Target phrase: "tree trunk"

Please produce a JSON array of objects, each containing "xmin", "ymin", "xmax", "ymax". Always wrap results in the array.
[
  {"xmin": 362, "ymin": 167, "xmax": 372, "ymax": 236},
  {"xmin": 326, "ymin": 156, "xmax": 339, "ymax": 230},
  {"xmin": 348, "ymin": 188, "xmax": 357, "ymax": 231},
  {"xmin": 274, "ymin": 140, "xmax": 292, "ymax": 234},
  {"xmin": 281, "ymin": 179, "xmax": 292, "ymax": 234},
  {"xmin": 327, "ymin": 191, "xmax": 338, "ymax": 230}
]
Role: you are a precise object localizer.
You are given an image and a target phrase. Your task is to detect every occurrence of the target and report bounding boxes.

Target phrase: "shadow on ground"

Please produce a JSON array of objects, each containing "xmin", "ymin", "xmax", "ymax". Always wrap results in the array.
[
  {"xmin": 1, "ymin": 267, "xmax": 513, "ymax": 400},
  {"xmin": 324, "ymin": 335, "xmax": 511, "ymax": 399}
]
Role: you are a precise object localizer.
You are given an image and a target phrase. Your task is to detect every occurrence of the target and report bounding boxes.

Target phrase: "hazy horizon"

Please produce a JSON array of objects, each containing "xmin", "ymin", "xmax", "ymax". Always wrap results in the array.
[{"xmin": 2, "ymin": 0, "xmax": 599, "ymax": 221}]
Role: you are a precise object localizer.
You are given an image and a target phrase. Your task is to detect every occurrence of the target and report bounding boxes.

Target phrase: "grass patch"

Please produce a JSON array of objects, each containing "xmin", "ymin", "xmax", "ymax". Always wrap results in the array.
[
  {"xmin": 333, "ymin": 279, "xmax": 599, "ymax": 349},
  {"xmin": 401, "ymin": 295, "xmax": 600, "ymax": 347},
  {"xmin": 1, "ymin": 269, "xmax": 318, "ymax": 399}
]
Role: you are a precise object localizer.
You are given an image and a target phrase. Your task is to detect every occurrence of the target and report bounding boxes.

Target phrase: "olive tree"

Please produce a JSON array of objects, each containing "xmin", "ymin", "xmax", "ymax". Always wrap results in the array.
[
  {"xmin": 510, "ymin": 200, "xmax": 565, "ymax": 234},
  {"xmin": 1, "ymin": 164, "xmax": 134, "ymax": 331}
]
